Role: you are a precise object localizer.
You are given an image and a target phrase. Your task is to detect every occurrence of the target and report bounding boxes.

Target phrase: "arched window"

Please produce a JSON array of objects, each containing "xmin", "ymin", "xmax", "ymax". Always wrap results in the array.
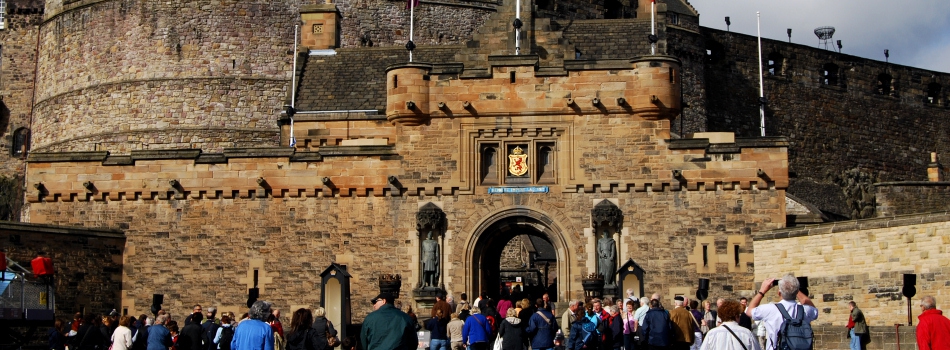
[
  {"xmin": 767, "ymin": 52, "xmax": 784, "ymax": 76},
  {"xmin": 821, "ymin": 63, "xmax": 838, "ymax": 86},
  {"xmin": 12, "ymin": 127, "xmax": 29, "ymax": 157},
  {"xmin": 927, "ymin": 82, "xmax": 941, "ymax": 104},
  {"xmin": 877, "ymin": 73, "xmax": 893, "ymax": 95}
]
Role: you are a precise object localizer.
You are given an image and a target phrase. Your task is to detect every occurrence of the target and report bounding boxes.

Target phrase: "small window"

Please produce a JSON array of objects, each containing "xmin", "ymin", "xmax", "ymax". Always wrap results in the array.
[
  {"xmin": 12, "ymin": 127, "xmax": 29, "ymax": 157},
  {"xmin": 877, "ymin": 73, "xmax": 893, "ymax": 95},
  {"xmin": 821, "ymin": 63, "xmax": 839, "ymax": 85},
  {"xmin": 734, "ymin": 244, "xmax": 740, "ymax": 266},
  {"xmin": 927, "ymin": 82, "xmax": 941, "ymax": 104},
  {"xmin": 393, "ymin": 75, "xmax": 398, "ymax": 89},
  {"xmin": 480, "ymin": 145, "xmax": 498, "ymax": 185},
  {"xmin": 767, "ymin": 52, "xmax": 784, "ymax": 76},
  {"xmin": 669, "ymin": 13, "xmax": 679, "ymax": 25}
]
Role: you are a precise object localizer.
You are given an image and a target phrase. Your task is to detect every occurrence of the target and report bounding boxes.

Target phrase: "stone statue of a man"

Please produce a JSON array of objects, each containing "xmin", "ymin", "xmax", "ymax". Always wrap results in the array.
[
  {"xmin": 597, "ymin": 229, "xmax": 616, "ymax": 284},
  {"xmin": 421, "ymin": 231, "xmax": 440, "ymax": 287}
]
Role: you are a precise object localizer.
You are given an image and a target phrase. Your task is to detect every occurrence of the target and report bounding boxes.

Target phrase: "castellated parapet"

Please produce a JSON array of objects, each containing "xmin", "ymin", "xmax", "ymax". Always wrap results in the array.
[
  {"xmin": 30, "ymin": 0, "xmax": 299, "ymax": 154},
  {"xmin": 386, "ymin": 56, "xmax": 682, "ymax": 127}
]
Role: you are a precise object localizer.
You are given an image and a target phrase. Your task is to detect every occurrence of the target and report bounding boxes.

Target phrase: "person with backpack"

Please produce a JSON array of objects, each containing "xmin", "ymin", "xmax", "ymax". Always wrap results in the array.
[
  {"xmin": 215, "ymin": 315, "xmax": 235, "ymax": 350},
  {"xmin": 641, "ymin": 299, "xmax": 672, "ymax": 350},
  {"xmin": 745, "ymin": 275, "xmax": 817, "ymax": 350}
]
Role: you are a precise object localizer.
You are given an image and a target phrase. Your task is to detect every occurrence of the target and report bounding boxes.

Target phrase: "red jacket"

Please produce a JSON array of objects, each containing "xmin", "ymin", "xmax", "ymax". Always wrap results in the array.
[{"xmin": 917, "ymin": 308, "xmax": 950, "ymax": 350}]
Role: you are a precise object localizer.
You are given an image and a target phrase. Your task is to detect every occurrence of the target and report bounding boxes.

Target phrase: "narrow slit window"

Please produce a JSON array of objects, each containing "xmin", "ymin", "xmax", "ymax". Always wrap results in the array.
[
  {"xmin": 510, "ymin": 71, "xmax": 516, "ymax": 84},
  {"xmin": 393, "ymin": 75, "xmax": 398, "ymax": 88},
  {"xmin": 927, "ymin": 83, "xmax": 941, "ymax": 104},
  {"xmin": 702, "ymin": 245, "xmax": 708, "ymax": 267},
  {"xmin": 734, "ymin": 244, "xmax": 740, "ymax": 266}
]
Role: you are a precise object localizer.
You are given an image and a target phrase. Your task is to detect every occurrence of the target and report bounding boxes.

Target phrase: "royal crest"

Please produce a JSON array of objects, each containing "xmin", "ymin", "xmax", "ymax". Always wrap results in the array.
[{"xmin": 508, "ymin": 146, "xmax": 528, "ymax": 176}]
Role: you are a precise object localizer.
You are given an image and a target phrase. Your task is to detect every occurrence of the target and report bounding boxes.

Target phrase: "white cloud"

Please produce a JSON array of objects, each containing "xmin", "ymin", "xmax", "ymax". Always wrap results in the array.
[{"xmin": 690, "ymin": 0, "xmax": 950, "ymax": 73}]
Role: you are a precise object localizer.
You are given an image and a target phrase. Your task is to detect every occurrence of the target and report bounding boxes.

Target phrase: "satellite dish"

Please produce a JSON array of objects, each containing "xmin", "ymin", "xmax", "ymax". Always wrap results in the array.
[{"xmin": 814, "ymin": 26, "xmax": 835, "ymax": 50}]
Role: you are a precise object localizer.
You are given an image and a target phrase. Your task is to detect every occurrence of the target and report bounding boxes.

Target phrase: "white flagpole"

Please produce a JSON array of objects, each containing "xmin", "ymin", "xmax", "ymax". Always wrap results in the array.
[
  {"xmin": 515, "ymin": 0, "xmax": 521, "ymax": 55},
  {"xmin": 290, "ymin": 24, "xmax": 298, "ymax": 148},
  {"xmin": 757, "ymin": 12, "xmax": 765, "ymax": 137},
  {"xmin": 651, "ymin": 0, "xmax": 656, "ymax": 55},
  {"xmin": 410, "ymin": 1, "xmax": 415, "ymax": 62}
]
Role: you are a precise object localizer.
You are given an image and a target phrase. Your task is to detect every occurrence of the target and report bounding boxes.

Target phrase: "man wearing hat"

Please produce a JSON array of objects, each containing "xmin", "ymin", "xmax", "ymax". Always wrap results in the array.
[
  {"xmin": 668, "ymin": 296, "xmax": 695, "ymax": 350},
  {"xmin": 360, "ymin": 293, "xmax": 419, "ymax": 350}
]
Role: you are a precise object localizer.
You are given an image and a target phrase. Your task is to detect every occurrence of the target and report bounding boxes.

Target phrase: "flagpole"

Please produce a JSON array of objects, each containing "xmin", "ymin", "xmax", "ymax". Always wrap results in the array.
[
  {"xmin": 757, "ymin": 12, "xmax": 765, "ymax": 137},
  {"xmin": 290, "ymin": 24, "xmax": 298, "ymax": 148},
  {"xmin": 515, "ymin": 0, "xmax": 520, "ymax": 55},
  {"xmin": 651, "ymin": 0, "xmax": 656, "ymax": 55},
  {"xmin": 409, "ymin": 0, "xmax": 415, "ymax": 62}
]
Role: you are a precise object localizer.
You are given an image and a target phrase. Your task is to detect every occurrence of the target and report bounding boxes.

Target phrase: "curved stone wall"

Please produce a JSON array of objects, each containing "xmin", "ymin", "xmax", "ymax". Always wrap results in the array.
[{"xmin": 33, "ymin": 0, "xmax": 297, "ymax": 152}]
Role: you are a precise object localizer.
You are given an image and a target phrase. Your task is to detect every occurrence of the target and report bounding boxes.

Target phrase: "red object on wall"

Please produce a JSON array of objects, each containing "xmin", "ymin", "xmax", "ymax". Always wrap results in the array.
[
  {"xmin": 0, "ymin": 252, "xmax": 6, "ymax": 271},
  {"xmin": 31, "ymin": 256, "xmax": 53, "ymax": 276}
]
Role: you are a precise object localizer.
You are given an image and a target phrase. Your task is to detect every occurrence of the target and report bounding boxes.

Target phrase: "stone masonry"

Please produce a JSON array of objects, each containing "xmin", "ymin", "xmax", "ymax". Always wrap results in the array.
[{"xmin": 753, "ymin": 211, "xmax": 950, "ymax": 327}]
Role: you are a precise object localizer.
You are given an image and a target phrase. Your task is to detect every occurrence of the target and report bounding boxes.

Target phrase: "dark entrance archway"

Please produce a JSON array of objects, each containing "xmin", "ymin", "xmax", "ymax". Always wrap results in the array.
[{"xmin": 464, "ymin": 207, "xmax": 572, "ymax": 303}]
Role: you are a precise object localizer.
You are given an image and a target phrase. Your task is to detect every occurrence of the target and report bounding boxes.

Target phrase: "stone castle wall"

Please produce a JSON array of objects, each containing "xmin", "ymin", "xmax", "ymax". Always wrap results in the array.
[
  {"xmin": 753, "ymin": 211, "xmax": 950, "ymax": 327},
  {"xmin": 25, "ymin": 109, "xmax": 788, "ymax": 320},
  {"xmin": 31, "ymin": 0, "xmax": 298, "ymax": 154},
  {"xmin": 702, "ymin": 29, "xmax": 950, "ymax": 217},
  {"xmin": 875, "ymin": 182, "xmax": 950, "ymax": 217},
  {"xmin": 0, "ymin": 7, "xmax": 44, "ymax": 178}
]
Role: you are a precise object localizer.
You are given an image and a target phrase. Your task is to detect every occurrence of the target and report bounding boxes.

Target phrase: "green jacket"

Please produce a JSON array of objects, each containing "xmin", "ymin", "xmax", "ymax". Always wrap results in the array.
[
  {"xmin": 360, "ymin": 304, "xmax": 418, "ymax": 350},
  {"xmin": 850, "ymin": 307, "xmax": 868, "ymax": 334}
]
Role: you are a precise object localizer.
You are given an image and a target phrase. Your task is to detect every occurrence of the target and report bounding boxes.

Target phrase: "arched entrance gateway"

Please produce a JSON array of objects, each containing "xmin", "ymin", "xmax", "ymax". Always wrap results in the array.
[{"xmin": 464, "ymin": 207, "xmax": 574, "ymax": 303}]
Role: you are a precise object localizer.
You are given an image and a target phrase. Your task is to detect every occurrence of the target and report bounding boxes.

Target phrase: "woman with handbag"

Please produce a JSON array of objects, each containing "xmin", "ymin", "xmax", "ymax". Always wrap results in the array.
[{"xmin": 311, "ymin": 307, "xmax": 340, "ymax": 350}]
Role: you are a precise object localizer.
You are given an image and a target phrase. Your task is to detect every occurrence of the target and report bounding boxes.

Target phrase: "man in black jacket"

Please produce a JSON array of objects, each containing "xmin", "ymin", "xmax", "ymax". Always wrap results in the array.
[{"xmin": 178, "ymin": 313, "xmax": 205, "ymax": 350}]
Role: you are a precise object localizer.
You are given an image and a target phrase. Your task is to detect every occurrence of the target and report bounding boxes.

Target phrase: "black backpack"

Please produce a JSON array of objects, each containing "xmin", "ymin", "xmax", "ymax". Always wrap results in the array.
[
  {"xmin": 218, "ymin": 327, "xmax": 234, "ymax": 350},
  {"xmin": 775, "ymin": 304, "xmax": 813, "ymax": 350}
]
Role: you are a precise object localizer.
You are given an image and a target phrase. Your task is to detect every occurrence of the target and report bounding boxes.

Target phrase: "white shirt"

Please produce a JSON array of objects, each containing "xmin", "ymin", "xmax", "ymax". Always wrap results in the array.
[
  {"xmin": 111, "ymin": 326, "xmax": 133, "ymax": 350},
  {"xmin": 699, "ymin": 321, "xmax": 762, "ymax": 350},
  {"xmin": 750, "ymin": 300, "xmax": 818, "ymax": 350}
]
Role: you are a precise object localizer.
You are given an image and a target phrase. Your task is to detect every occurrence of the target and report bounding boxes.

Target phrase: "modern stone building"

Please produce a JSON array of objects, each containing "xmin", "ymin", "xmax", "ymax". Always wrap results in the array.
[{"xmin": 0, "ymin": 0, "xmax": 947, "ymax": 347}]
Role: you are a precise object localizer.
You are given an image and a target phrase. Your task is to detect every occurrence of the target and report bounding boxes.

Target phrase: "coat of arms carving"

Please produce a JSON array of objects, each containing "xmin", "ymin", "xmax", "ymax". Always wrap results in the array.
[{"xmin": 508, "ymin": 146, "xmax": 528, "ymax": 176}]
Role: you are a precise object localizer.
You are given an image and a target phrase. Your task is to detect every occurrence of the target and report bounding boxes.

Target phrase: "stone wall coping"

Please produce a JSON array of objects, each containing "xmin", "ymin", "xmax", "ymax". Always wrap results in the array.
[
  {"xmin": 27, "ymin": 145, "xmax": 398, "ymax": 166},
  {"xmin": 753, "ymin": 211, "xmax": 950, "ymax": 241},
  {"xmin": 385, "ymin": 62, "xmax": 435, "ymax": 73},
  {"xmin": 875, "ymin": 181, "xmax": 950, "ymax": 187},
  {"xmin": 300, "ymin": 4, "xmax": 339, "ymax": 14},
  {"xmin": 0, "ymin": 221, "xmax": 124, "ymax": 239},
  {"xmin": 28, "ymin": 151, "xmax": 110, "ymax": 163},
  {"xmin": 668, "ymin": 136, "xmax": 788, "ymax": 151}
]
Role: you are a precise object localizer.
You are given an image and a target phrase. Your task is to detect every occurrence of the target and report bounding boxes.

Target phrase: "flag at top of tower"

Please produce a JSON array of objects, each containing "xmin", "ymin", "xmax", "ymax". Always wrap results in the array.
[{"xmin": 407, "ymin": 0, "xmax": 419, "ymax": 9}]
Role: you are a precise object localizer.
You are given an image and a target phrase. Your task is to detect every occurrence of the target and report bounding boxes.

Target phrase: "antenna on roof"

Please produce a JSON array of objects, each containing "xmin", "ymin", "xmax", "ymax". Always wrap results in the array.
[{"xmin": 813, "ymin": 26, "xmax": 835, "ymax": 51}]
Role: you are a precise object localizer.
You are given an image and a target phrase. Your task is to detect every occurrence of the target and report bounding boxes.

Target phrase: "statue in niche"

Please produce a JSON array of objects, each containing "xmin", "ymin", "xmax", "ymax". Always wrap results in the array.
[
  {"xmin": 421, "ymin": 231, "xmax": 440, "ymax": 287},
  {"xmin": 597, "ymin": 229, "xmax": 617, "ymax": 285}
]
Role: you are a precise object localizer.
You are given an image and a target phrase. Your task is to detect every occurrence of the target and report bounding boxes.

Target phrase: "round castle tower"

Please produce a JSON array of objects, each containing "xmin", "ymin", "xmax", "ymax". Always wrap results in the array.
[{"xmin": 31, "ymin": 0, "xmax": 299, "ymax": 154}]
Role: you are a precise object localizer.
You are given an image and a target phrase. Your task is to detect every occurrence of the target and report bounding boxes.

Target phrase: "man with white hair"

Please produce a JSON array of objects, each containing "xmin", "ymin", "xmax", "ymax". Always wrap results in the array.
[
  {"xmin": 746, "ymin": 275, "xmax": 817, "ymax": 350},
  {"xmin": 915, "ymin": 295, "xmax": 950, "ymax": 349},
  {"xmin": 634, "ymin": 297, "xmax": 650, "ymax": 327},
  {"xmin": 560, "ymin": 300, "xmax": 580, "ymax": 338},
  {"xmin": 625, "ymin": 289, "xmax": 637, "ymax": 304}
]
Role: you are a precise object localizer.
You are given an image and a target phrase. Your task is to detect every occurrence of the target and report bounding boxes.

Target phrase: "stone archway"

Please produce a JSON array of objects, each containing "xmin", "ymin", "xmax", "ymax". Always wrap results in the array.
[{"xmin": 463, "ymin": 207, "xmax": 574, "ymax": 302}]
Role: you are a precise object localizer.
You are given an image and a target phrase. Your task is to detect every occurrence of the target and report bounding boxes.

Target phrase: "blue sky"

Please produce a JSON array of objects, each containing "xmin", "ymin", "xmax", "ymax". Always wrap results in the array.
[{"xmin": 690, "ymin": 0, "xmax": 950, "ymax": 74}]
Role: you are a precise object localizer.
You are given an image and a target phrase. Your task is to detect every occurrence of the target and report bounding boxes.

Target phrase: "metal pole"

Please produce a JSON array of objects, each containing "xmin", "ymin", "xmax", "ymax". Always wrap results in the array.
[
  {"xmin": 907, "ymin": 296, "xmax": 912, "ymax": 326},
  {"xmin": 409, "ymin": 1, "xmax": 414, "ymax": 62},
  {"xmin": 757, "ymin": 12, "xmax": 765, "ymax": 137},
  {"xmin": 290, "ymin": 25, "xmax": 299, "ymax": 148},
  {"xmin": 650, "ymin": 1, "xmax": 656, "ymax": 55},
  {"xmin": 894, "ymin": 324, "xmax": 901, "ymax": 350},
  {"xmin": 515, "ymin": 0, "xmax": 520, "ymax": 55}
]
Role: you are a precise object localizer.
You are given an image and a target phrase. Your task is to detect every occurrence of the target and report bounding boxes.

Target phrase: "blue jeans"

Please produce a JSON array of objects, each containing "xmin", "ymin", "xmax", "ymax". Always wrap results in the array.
[
  {"xmin": 431, "ymin": 339, "xmax": 450, "ymax": 350},
  {"xmin": 849, "ymin": 329, "xmax": 860, "ymax": 350}
]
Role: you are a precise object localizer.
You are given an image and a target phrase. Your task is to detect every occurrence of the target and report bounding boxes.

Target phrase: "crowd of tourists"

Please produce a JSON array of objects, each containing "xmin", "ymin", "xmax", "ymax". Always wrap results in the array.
[{"xmin": 45, "ymin": 275, "xmax": 950, "ymax": 350}]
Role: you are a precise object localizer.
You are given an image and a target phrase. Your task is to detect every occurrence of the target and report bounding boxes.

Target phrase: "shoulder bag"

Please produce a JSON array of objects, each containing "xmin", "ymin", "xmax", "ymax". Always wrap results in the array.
[{"xmin": 325, "ymin": 320, "xmax": 341, "ymax": 347}]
